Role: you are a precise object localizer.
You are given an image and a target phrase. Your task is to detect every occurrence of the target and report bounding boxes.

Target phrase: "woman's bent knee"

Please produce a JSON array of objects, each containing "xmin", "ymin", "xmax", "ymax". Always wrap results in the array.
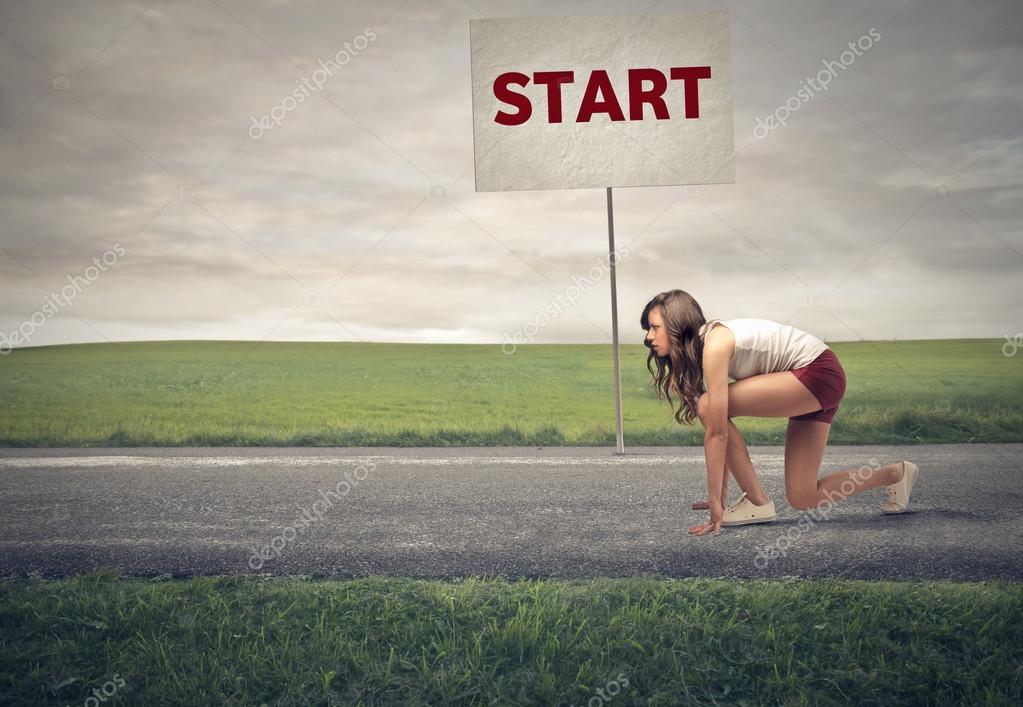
[
  {"xmin": 786, "ymin": 489, "xmax": 820, "ymax": 510},
  {"xmin": 695, "ymin": 394, "xmax": 708, "ymax": 425}
]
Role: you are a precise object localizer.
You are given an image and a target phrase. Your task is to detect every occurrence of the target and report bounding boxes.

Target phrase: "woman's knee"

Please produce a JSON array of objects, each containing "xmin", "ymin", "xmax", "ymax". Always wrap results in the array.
[
  {"xmin": 785, "ymin": 482, "xmax": 821, "ymax": 510},
  {"xmin": 695, "ymin": 393, "xmax": 708, "ymax": 426},
  {"xmin": 696, "ymin": 393, "xmax": 731, "ymax": 423}
]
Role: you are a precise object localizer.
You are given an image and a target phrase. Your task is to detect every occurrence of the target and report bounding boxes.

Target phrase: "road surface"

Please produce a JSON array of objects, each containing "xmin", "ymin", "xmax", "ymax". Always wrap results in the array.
[{"xmin": 1, "ymin": 445, "xmax": 1019, "ymax": 581}]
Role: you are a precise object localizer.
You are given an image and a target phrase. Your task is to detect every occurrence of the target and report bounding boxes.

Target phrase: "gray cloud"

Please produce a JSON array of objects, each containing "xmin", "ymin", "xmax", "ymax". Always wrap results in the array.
[{"xmin": 1, "ymin": 0, "xmax": 1021, "ymax": 350}]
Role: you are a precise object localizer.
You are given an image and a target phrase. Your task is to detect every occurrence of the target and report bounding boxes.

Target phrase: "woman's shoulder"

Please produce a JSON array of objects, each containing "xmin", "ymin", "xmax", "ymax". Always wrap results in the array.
[
  {"xmin": 701, "ymin": 320, "xmax": 736, "ymax": 351},
  {"xmin": 701, "ymin": 318, "xmax": 730, "ymax": 332},
  {"xmin": 702, "ymin": 318, "xmax": 739, "ymax": 334}
]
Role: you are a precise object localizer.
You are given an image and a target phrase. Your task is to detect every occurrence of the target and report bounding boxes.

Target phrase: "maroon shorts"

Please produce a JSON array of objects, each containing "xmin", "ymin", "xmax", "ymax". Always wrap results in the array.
[{"xmin": 789, "ymin": 349, "xmax": 846, "ymax": 424}]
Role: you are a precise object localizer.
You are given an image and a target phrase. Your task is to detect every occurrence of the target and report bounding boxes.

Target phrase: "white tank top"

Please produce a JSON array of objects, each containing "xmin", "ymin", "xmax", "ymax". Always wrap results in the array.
[{"xmin": 698, "ymin": 318, "xmax": 829, "ymax": 380}]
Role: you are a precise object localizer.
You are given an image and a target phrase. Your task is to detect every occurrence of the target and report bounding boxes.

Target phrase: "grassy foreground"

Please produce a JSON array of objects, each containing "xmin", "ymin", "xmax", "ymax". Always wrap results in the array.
[
  {"xmin": 1, "ymin": 338, "xmax": 1020, "ymax": 446},
  {"xmin": 0, "ymin": 573, "xmax": 1019, "ymax": 706}
]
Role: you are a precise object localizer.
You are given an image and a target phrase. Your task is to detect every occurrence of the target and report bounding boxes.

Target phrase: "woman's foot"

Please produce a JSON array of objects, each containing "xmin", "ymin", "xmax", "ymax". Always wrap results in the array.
[
  {"xmin": 721, "ymin": 492, "xmax": 778, "ymax": 526},
  {"xmin": 883, "ymin": 462, "xmax": 904, "ymax": 485},
  {"xmin": 882, "ymin": 461, "xmax": 919, "ymax": 514}
]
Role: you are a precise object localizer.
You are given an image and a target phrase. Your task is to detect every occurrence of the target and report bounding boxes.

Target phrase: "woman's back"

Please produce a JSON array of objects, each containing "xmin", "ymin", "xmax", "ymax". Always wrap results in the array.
[{"xmin": 699, "ymin": 318, "xmax": 828, "ymax": 380}]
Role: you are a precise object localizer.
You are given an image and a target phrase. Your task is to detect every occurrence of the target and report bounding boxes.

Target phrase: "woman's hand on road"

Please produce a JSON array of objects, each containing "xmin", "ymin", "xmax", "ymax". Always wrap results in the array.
[
  {"xmin": 687, "ymin": 518, "xmax": 722, "ymax": 536},
  {"xmin": 688, "ymin": 501, "xmax": 724, "ymax": 536}
]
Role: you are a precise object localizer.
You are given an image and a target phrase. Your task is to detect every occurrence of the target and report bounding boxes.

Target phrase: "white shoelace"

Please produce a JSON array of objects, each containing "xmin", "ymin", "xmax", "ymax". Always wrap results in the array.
[{"xmin": 726, "ymin": 492, "xmax": 749, "ymax": 513}]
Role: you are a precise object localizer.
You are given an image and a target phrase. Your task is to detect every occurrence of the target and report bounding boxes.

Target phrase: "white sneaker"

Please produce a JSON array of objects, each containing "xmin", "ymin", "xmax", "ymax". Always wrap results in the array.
[
  {"xmin": 882, "ymin": 461, "xmax": 919, "ymax": 514},
  {"xmin": 721, "ymin": 492, "xmax": 777, "ymax": 526}
]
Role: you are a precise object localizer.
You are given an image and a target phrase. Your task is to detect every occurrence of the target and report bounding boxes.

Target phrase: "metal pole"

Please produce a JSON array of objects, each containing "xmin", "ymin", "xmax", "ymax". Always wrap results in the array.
[{"xmin": 606, "ymin": 187, "xmax": 625, "ymax": 454}]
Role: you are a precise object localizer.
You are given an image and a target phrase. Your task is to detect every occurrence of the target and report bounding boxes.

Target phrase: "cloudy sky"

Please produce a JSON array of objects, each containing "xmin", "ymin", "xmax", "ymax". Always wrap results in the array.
[{"xmin": 1, "ymin": 0, "xmax": 1021, "ymax": 350}]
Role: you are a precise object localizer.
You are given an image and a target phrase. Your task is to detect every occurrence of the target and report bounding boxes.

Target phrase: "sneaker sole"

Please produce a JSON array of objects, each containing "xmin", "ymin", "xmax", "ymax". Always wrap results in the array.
[
  {"xmin": 882, "ymin": 461, "xmax": 919, "ymax": 514},
  {"xmin": 721, "ymin": 514, "xmax": 778, "ymax": 526}
]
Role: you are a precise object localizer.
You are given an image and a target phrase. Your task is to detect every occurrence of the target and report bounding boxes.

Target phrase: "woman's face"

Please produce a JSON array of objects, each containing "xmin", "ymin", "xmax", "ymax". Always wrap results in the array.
[{"xmin": 644, "ymin": 307, "xmax": 670, "ymax": 356}]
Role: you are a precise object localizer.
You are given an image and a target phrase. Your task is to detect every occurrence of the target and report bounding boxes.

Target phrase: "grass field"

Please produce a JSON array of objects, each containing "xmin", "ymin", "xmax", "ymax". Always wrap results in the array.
[
  {"xmin": 3, "ymin": 342, "xmax": 1021, "ymax": 706},
  {"xmin": 1, "ymin": 338, "xmax": 1019, "ymax": 447},
  {"xmin": 1, "ymin": 572, "xmax": 1019, "ymax": 706}
]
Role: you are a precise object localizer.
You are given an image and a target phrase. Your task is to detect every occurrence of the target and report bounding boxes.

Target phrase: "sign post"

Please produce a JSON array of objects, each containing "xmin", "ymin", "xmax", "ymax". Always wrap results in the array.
[
  {"xmin": 606, "ymin": 186, "xmax": 624, "ymax": 453},
  {"xmin": 470, "ymin": 11, "xmax": 735, "ymax": 452}
]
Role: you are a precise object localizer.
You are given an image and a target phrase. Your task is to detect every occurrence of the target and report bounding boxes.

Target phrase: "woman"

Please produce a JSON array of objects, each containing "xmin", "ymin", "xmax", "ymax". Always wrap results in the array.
[{"xmin": 640, "ymin": 289, "xmax": 920, "ymax": 537}]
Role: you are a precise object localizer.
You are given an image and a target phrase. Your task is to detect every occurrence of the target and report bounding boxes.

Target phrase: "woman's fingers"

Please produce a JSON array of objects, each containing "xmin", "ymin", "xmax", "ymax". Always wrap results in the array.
[{"xmin": 687, "ymin": 521, "xmax": 722, "ymax": 536}]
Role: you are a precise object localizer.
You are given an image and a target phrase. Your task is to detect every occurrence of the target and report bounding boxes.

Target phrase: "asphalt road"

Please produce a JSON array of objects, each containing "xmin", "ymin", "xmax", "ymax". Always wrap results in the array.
[{"xmin": 1, "ymin": 445, "xmax": 1020, "ymax": 581}]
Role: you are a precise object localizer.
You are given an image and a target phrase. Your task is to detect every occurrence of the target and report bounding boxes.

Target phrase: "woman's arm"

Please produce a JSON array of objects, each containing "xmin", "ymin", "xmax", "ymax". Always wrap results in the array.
[{"xmin": 689, "ymin": 334, "xmax": 731, "ymax": 536}]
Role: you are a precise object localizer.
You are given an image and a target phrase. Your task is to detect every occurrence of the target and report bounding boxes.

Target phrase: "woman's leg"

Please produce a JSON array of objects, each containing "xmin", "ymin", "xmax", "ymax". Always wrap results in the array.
[
  {"xmin": 723, "ymin": 370, "xmax": 903, "ymax": 508},
  {"xmin": 723, "ymin": 419, "xmax": 771, "ymax": 505},
  {"xmin": 784, "ymin": 419, "xmax": 902, "ymax": 510},
  {"xmin": 694, "ymin": 370, "xmax": 821, "ymax": 509},
  {"xmin": 726, "ymin": 370, "xmax": 823, "ymax": 418},
  {"xmin": 694, "ymin": 412, "xmax": 771, "ymax": 508}
]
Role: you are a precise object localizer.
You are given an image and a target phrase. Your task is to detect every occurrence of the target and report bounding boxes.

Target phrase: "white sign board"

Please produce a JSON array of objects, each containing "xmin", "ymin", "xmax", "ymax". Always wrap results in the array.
[{"xmin": 470, "ymin": 12, "xmax": 734, "ymax": 192}]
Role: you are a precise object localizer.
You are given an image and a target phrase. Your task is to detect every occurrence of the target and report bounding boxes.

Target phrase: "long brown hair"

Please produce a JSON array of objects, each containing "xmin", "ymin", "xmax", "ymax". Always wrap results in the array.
[{"xmin": 640, "ymin": 290, "xmax": 709, "ymax": 425}]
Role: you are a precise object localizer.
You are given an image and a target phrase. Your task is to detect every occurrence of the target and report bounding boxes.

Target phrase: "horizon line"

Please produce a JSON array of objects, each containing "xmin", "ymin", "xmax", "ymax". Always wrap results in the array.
[{"xmin": 2, "ymin": 335, "xmax": 1004, "ymax": 353}]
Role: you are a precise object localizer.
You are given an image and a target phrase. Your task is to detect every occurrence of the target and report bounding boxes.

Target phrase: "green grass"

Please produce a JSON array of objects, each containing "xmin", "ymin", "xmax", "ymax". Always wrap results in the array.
[
  {"xmin": 0, "ymin": 572, "xmax": 1019, "ymax": 706},
  {"xmin": 1, "ymin": 339, "xmax": 1020, "ymax": 446}
]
